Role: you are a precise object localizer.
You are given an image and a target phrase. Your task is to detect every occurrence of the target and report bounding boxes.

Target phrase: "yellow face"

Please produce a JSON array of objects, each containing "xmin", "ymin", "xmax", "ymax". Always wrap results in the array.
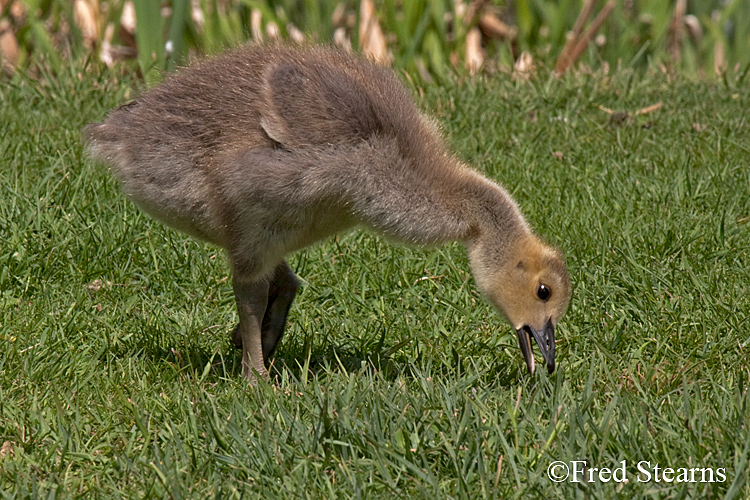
[
  {"xmin": 471, "ymin": 236, "xmax": 571, "ymax": 374},
  {"xmin": 494, "ymin": 247, "xmax": 571, "ymax": 332}
]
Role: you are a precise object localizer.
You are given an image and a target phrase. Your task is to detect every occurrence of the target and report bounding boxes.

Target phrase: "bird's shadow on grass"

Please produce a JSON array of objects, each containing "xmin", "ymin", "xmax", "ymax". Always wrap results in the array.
[
  {"xmin": 100, "ymin": 325, "xmax": 527, "ymax": 387},
  {"xmin": 273, "ymin": 333, "xmax": 529, "ymax": 387},
  {"xmin": 99, "ymin": 326, "xmax": 236, "ymax": 382},
  {"xmin": 98, "ymin": 327, "xmax": 390, "ymax": 383}
]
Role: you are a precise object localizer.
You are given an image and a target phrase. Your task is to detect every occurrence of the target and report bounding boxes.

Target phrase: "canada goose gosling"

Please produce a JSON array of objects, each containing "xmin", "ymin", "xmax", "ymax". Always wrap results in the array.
[{"xmin": 85, "ymin": 45, "xmax": 571, "ymax": 382}]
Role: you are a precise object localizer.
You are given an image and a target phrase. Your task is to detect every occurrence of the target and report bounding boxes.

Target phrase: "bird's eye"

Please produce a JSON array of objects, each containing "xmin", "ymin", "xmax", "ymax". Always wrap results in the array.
[{"xmin": 537, "ymin": 284, "xmax": 551, "ymax": 301}]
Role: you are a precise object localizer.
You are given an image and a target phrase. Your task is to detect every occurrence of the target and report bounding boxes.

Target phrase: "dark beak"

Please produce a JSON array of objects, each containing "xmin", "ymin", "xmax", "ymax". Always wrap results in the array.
[{"xmin": 516, "ymin": 319, "xmax": 555, "ymax": 374}]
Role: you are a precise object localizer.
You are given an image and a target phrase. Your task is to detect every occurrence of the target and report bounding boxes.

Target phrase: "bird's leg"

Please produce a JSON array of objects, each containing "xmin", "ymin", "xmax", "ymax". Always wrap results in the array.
[
  {"xmin": 232, "ymin": 275, "xmax": 270, "ymax": 383},
  {"xmin": 232, "ymin": 261, "xmax": 299, "ymax": 359},
  {"xmin": 260, "ymin": 261, "xmax": 299, "ymax": 362}
]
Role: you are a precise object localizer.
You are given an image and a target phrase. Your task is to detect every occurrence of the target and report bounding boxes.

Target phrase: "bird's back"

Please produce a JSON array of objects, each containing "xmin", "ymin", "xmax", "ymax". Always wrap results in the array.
[
  {"xmin": 86, "ymin": 45, "xmax": 441, "ymax": 168},
  {"xmin": 84, "ymin": 45, "xmax": 452, "ymax": 245}
]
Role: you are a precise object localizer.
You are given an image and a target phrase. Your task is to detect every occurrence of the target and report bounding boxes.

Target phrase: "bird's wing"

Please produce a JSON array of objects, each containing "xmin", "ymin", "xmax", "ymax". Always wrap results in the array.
[{"xmin": 258, "ymin": 58, "xmax": 382, "ymax": 148}]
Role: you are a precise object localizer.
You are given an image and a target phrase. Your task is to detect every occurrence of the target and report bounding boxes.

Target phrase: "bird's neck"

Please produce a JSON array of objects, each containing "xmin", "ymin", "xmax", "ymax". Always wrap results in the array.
[
  {"xmin": 460, "ymin": 175, "xmax": 535, "ymax": 300},
  {"xmin": 310, "ymin": 137, "xmax": 531, "ymax": 250},
  {"xmin": 458, "ymin": 168, "xmax": 531, "ymax": 250}
]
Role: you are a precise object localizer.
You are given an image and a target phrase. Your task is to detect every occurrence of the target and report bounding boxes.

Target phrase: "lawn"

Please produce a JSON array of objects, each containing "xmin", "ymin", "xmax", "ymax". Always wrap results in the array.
[{"xmin": 1, "ymin": 62, "xmax": 749, "ymax": 499}]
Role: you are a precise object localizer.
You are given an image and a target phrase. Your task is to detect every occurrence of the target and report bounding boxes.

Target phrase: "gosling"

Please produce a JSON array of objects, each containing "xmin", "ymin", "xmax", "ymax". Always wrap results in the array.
[{"xmin": 85, "ymin": 45, "xmax": 571, "ymax": 381}]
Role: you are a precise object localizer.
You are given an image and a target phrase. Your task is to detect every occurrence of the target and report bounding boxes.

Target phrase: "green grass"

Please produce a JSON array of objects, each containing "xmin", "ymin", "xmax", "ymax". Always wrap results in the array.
[{"xmin": 1, "ymin": 62, "xmax": 749, "ymax": 499}]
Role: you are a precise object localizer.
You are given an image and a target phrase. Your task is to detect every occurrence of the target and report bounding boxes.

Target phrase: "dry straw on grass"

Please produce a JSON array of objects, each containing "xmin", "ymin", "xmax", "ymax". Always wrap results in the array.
[{"xmin": 1, "ymin": 0, "xmax": 747, "ymax": 80}]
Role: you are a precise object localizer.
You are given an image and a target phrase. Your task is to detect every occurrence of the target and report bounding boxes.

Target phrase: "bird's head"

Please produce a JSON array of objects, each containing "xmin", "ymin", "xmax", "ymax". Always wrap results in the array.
[{"xmin": 469, "ymin": 233, "xmax": 571, "ymax": 374}]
